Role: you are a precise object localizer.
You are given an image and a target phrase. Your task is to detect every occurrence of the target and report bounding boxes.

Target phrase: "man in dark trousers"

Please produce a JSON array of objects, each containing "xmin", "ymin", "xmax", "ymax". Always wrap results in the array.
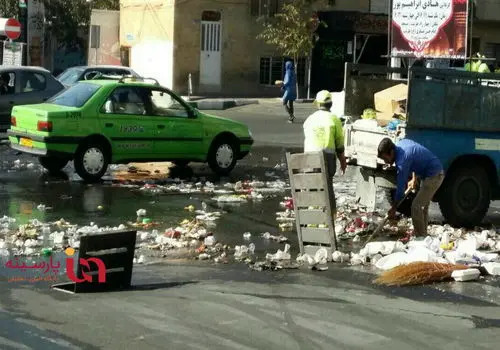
[{"xmin": 377, "ymin": 138, "xmax": 444, "ymax": 237}]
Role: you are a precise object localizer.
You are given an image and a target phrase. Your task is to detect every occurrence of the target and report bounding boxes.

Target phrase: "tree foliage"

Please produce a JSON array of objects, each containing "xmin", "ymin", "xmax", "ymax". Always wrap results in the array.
[
  {"xmin": 256, "ymin": 0, "xmax": 326, "ymax": 61},
  {"xmin": 40, "ymin": 0, "xmax": 119, "ymax": 46},
  {"xmin": 0, "ymin": 0, "xmax": 19, "ymax": 18}
]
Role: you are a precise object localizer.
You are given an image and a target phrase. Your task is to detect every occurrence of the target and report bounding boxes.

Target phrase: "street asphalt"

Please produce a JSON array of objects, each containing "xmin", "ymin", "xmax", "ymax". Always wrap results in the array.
[
  {"xmin": 1, "ymin": 263, "xmax": 499, "ymax": 350},
  {"xmin": 206, "ymin": 102, "xmax": 313, "ymax": 147},
  {"xmin": 0, "ymin": 102, "xmax": 500, "ymax": 349}
]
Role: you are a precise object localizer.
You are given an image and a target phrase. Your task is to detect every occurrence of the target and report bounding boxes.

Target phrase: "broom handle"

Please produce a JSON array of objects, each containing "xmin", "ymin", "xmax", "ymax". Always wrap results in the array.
[{"xmin": 364, "ymin": 187, "xmax": 413, "ymax": 245}]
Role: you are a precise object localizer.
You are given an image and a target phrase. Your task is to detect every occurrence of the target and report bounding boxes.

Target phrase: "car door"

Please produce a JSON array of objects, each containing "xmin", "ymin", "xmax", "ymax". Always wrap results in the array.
[
  {"xmin": 0, "ymin": 71, "xmax": 19, "ymax": 130},
  {"xmin": 146, "ymin": 87, "xmax": 204, "ymax": 158},
  {"xmin": 99, "ymin": 86, "xmax": 159, "ymax": 158},
  {"xmin": 15, "ymin": 71, "xmax": 53, "ymax": 106},
  {"xmin": 42, "ymin": 72, "xmax": 65, "ymax": 98}
]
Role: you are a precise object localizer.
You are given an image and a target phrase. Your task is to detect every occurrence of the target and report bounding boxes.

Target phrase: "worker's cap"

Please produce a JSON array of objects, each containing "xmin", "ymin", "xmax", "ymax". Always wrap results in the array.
[{"xmin": 315, "ymin": 90, "xmax": 332, "ymax": 104}]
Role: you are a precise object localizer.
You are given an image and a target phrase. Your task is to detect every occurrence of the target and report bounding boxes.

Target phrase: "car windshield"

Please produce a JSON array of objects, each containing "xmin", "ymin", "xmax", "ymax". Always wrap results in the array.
[
  {"xmin": 47, "ymin": 82, "xmax": 101, "ymax": 107},
  {"xmin": 57, "ymin": 67, "xmax": 85, "ymax": 85}
]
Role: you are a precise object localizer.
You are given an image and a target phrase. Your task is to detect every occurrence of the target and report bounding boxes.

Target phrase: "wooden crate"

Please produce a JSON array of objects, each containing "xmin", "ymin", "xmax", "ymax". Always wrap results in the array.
[{"xmin": 286, "ymin": 152, "xmax": 337, "ymax": 260}]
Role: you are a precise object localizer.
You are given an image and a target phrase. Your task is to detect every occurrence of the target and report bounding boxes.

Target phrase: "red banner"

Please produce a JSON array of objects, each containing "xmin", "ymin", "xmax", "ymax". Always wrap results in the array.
[{"xmin": 391, "ymin": 0, "xmax": 468, "ymax": 59}]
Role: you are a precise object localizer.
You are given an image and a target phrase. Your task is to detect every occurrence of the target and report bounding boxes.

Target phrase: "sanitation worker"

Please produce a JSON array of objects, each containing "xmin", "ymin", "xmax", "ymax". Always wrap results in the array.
[
  {"xmin": 377, "ymin": 138, "xmax": 444, "ymax": 237},
  {"xmin": 465, "ymin": 53, "xmax": 490, "ymax": 73},
  {"xmin": 303, "ymin": 90, "xmax": 347, "ymax": 178}
]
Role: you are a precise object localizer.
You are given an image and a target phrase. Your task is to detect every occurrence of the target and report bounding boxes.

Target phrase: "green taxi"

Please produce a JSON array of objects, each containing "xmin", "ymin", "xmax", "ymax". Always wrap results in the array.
[{"xmin": 7, "ymin": 77, "xmax": 254, "ymax": 182}]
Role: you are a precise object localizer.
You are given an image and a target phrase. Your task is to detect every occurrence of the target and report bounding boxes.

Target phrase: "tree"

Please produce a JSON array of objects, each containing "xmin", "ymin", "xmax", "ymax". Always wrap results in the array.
[
  {"xmin": 256, "ymin": 0, "xmax": 326, "ymax": 98},
  {"xmin": 30, "ymin": 0, "xmax": 119, "ymax": 47},
  {"xmin": 0, "ymin": 0, "xmax": 20, "ymax": 18}
]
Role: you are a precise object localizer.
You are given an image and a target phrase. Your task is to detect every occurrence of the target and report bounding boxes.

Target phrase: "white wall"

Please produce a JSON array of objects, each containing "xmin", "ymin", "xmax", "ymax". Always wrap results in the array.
[{"xmin": 130, "ymin": 40, "xmax": 174, "ymax": 89}]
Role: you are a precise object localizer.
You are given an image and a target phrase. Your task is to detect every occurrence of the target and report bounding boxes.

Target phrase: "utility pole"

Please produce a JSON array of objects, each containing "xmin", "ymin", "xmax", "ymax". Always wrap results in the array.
[{"xmin": 18, "ymin": 0, "xmax": 28, "ymax": 65}]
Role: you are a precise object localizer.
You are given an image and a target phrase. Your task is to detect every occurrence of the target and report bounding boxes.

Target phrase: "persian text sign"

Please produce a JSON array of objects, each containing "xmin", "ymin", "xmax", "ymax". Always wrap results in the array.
[
  {"xmin": 392, "ymin": 0, "xmax": 468, "ymax": 58},
  {"xmin": 4, "ymin": 247, "xmax": 106, "ymax": 284}
]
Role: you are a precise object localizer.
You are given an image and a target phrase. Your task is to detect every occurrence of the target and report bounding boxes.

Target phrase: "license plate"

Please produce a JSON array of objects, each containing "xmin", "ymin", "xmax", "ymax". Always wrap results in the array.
[{"xmin": 20, "ymin": 138, "xmax": 33, "ymax": 148}]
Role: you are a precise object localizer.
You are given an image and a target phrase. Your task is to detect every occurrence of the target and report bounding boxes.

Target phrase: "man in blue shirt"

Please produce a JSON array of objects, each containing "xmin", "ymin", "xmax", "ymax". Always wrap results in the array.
[{"xmin": 377, "ymin": 138, "xmax": 444, "ymax": 237}]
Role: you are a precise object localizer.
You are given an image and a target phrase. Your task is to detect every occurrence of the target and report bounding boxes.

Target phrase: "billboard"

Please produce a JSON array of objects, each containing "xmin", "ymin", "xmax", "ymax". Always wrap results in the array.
[{"xmin": 391, "ymin": 0, "xmax": 468, "ymax": 59}]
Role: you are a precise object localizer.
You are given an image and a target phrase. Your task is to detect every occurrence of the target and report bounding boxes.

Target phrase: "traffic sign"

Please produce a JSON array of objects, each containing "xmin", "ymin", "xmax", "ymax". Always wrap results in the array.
[{"xmin": 0, "ymin": 18, "xmax": 22, "ymax": 40}]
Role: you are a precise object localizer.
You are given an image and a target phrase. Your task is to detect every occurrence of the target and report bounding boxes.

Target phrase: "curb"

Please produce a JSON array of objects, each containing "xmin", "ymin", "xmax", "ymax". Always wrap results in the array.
[{"xmin": 191, "ymin": 99, "xmax": 259, "ymax": 110}]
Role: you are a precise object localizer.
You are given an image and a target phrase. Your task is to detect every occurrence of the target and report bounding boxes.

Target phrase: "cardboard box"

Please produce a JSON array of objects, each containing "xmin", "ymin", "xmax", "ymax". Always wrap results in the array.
[
  {"xmin": 375, "ymin": 112, "xmax": 395, "ymax": 127},
  {"xmin": 374, "ymin": 84, "xmax": 408, "ymax": 115},
  {"xmin": 375, "ymin": 112, "xmax": 407, "ymax": 126}
]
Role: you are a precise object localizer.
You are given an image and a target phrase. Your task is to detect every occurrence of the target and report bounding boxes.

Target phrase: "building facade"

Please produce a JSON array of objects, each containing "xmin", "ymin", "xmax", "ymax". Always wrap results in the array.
[
  {"xmin": 88, "ymin": 10, "xmax": 121, "ymax": 66},
  {"xmin": 118, "ymin": 0, "xmax": 374, "ymax": 96},
  {"xmin": 117, "ymin": 0, "xmax": 500, "ymax": 96}
]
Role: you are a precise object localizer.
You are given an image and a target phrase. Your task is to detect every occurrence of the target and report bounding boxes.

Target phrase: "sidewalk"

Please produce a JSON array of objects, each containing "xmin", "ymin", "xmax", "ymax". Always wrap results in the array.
[{"xmin": 182, "ymin": 96, "xmax": 314, "ymax": 110}]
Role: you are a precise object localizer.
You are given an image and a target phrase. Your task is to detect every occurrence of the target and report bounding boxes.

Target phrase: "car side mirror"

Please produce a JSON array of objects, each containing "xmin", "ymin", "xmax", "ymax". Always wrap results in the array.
[
  {"xmin": 187, "ymin": 108, "xmax": 196, "ymax": 118},
  {"xmin": 187, "ymin": 101, "xmax": 197, "ymax": 108}
]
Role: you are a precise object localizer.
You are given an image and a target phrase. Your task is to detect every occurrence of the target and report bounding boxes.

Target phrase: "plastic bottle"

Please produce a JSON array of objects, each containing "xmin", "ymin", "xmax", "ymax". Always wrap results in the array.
[
  {"xmin": 440, "ymin": 231, "xmax": 450, "ymax": 247},
  {"xmin": 41, "ymin": 248, "xmax": 52, "ymax": 257}
]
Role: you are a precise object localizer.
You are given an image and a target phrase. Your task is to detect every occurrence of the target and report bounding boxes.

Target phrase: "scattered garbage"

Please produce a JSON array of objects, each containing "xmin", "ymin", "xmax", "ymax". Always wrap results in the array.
[
  {"xmin": 451, "ymin": 268, "xmax": 481, "ymax": 282},
  {"xmin": 483, "ymin": 262, "xmax": 500, "ymax": 276},
  {"xmin": 136, "ymin": 209, "xmax": 147, "ymax": 217},
  {"xmin": 234, "ymin": 244, "xmax": 255, "ymax": 261},
  {"xmin": 266, "ymin": 244, "xmax": 291, "ymax": 262},
  {"xmin": 261, "ymin": 232, "xmax": 288, "ymax": 243},
  {"xmin": 1, "ymin": 158, "xmax": 500, "ymax": 289}
]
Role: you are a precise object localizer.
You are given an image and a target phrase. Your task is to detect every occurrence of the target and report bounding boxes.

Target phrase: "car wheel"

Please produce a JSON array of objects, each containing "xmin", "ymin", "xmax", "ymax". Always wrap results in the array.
[
  {"xmin": 74, "ymin": 141, "xmax": 110, "ymax": 183},
  {"xmin": 39, "ymin": 156, "xmax": 68, "ymax": 174},
  {"xmin": 438, "ymin": 166, "xmax": 490, "ymax": 228},
  {"xmin": 208, "ymin": 138, "xmax": 237, "ymax": 176}
]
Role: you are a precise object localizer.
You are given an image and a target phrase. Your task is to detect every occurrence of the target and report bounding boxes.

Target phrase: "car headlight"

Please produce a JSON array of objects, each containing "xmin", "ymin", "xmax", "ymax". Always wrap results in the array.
[{"xmin": 248, "ymin": 129, "xmax": 253, "ymax": 138}]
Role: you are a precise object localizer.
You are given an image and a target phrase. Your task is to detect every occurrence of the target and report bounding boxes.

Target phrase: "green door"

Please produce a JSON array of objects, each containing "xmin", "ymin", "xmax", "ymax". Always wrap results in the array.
[
  {"xmin": 99, "ymin": 86, "xmax": 159, "ymax": 159},
  {"xmin": 143, "ymin": 87, "xmax": 204, "ymax": 159}
]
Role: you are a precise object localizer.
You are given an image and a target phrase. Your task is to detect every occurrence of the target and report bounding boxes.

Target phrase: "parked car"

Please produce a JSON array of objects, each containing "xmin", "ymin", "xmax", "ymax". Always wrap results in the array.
[
  {"xmin": 56, "ymin": 65, "xmax": 140, "ymax": 87},
  {"xmin": 8, "ymin": 76, "xmax": 254, "ymax": 182},
  {"xmin": 0, "ymin": 66, "xmax": 64, "ymax": 131}
]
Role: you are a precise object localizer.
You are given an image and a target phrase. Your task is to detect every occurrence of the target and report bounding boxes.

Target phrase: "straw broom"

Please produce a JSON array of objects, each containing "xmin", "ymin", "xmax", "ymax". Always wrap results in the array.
[{"xmin": 373, "ymin": 262, "xmax": 469, "ymax": 286}]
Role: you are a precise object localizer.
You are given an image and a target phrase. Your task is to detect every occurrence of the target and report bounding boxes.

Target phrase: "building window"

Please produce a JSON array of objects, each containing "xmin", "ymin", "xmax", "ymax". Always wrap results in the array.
[
  {"xmin": 202, "ymin": 10, "xmax": 221, "ymax": 22},
  {"xmin": 259, "ymin": 57, "xmax": 306, "ymax": 86},
  {"xmin": 90, "ymin": 25, "xmax": 101, "ymax": 49},
  {"xmin": 485, "ymin": 43, "xmax": 500, "ymax": 62},
  {"xmin": 250, "ymin": 0, "xmax": 284, "ymax": 17},
  {"xmin": 120, "ymin": 46, "xmax": 130, "ymax": 67}
]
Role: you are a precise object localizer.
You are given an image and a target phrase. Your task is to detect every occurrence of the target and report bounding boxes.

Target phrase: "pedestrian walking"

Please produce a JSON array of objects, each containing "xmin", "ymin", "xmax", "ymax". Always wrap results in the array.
[
  {"xmin": 377, "ymin": 138, "xmax": 444, "ymax": 237},
  {"xmin": 303, "ymin": 90, "xmax": 347, "ymax": 178},
  {"xmin": 282, "ymin": 60, "xmax": 297, "ymax": 123}
]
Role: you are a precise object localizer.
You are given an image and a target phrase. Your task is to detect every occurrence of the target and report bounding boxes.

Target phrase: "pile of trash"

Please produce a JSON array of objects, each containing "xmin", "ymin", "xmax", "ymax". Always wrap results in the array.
[
  {"xmin": 276, "ymin": 196, "xmax": 397, "ymax": 238},
  {"xmin": 345, "ymin": 226, "xmax": 500, "ymax": 279}
]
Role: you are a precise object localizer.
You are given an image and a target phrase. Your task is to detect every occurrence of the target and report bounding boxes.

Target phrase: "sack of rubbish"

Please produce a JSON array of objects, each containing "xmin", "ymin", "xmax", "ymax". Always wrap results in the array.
[
  {"xmin": 234, "ymin": 244, "xmax": 255, "ymax": 261},
  {"xmin": 266, "ymin": 244, "xmax": 291, "ymax": 262},
  {"xmin": 296, "ymin": 247, "xmax": 328, "ymax": 266}
]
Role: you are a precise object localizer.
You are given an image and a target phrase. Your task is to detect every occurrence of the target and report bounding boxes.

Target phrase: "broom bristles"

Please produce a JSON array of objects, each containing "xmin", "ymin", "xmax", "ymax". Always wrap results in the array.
[{"xmin": 373, "ymin": 262, "xmax": 469, "ymax": 286}]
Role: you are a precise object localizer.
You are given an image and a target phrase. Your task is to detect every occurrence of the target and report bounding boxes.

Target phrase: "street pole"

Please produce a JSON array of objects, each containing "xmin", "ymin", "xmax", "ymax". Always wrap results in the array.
[
  {"xmin": 306, "ymin": 50, "xmax": 312, "ymax": 99},
  {"xmin": 19, "ymin": 0, "xmax": 28, "ymax": 65}
]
